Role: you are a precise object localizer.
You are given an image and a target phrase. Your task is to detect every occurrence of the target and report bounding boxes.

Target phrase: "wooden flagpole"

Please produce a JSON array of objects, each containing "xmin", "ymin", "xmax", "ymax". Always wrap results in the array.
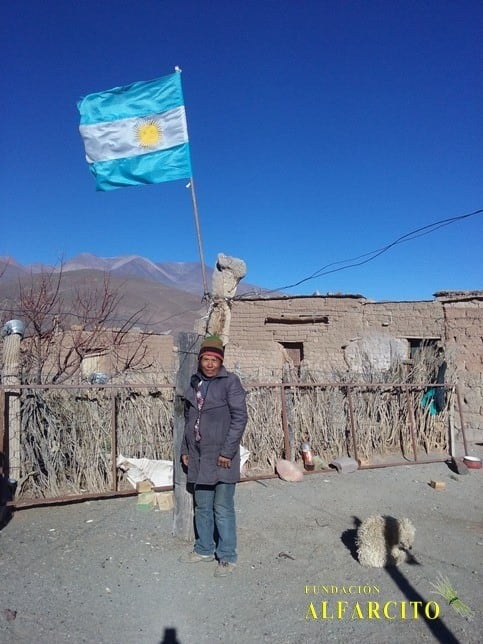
[
  {"xmin": 187, "ymin": 176, "xmax": 209, "ymax": 298},
  {"xmin": 175, "ymin": 67, "xmax": 209, "ymax": 299}
]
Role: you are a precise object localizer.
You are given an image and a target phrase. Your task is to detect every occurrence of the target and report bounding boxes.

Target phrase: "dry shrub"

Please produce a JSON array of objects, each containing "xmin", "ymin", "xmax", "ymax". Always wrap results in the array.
[
  {"xmin": 115, "ymin": 387, "xmax": 174, "ymax": 459},
  {"xmin": 348, "ymin": 386, "xmax": 451, "ymax": 460},
  {"xmin": 19, "ymin": 386, "xmax": 174, "ymax": 498},
  {"xmin": 242, "ymin": 386, "xmax": 283, "ymax": 473},
  {"xmin": 20, "ymin": 389, "xmax": 113, "ymax": 497},
  {"xmin": 288, "ymin": 385, "xmax": 347, "ymax": 463},
  {"xmin": 15, "ymin": 339, "xmax": 453, "ymax": 498}
]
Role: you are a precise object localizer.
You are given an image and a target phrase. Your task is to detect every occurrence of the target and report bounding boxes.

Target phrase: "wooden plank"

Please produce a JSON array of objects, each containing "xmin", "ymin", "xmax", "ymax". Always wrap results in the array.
[{"xmin": 172, "ymin": 331, "xmax": 200, "ymax": 541}]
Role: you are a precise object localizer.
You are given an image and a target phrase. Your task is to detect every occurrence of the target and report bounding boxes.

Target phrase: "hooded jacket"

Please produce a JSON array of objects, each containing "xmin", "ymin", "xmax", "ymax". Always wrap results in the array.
[{"xmin": 181, "ymin": 366, "xmax": 248, "ymax": 485}]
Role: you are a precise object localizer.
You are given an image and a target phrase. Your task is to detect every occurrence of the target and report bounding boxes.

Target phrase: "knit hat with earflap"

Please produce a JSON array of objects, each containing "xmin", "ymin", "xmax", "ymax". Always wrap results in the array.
[{"xmin": 198, "ymin": 335, "xmax": 224, "ymax": 362}]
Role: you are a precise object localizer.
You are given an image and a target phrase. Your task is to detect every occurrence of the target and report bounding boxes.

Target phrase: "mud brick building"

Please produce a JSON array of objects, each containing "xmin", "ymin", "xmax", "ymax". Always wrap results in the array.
[{"xmin": 223, "ymin": 290, "xmax": 482, "ymax": 440}]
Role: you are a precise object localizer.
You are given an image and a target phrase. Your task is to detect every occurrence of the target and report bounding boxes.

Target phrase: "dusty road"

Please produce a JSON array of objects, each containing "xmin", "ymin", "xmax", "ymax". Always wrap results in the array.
[{"xmin": 0, "ymin": 456, "xmax": 481, "ymax": 643}]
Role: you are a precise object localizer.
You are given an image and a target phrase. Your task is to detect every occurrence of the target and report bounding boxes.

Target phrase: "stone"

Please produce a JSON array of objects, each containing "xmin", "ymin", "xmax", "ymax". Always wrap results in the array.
[
  {"xmin": 275, "ymin": 459, "xmax": 304, "ymax": 482},
  {"xmin": 329, "ymin": 456, "xmax": 359, "ymax": 474}
]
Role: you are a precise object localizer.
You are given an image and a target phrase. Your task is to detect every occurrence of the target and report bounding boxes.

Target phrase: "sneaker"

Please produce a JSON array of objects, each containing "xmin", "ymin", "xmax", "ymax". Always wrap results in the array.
[
  {"xmin": 214, "ymin": 561, "xmax": 236, "ymax": 577},
  {"xmin": 178, "ymin": 551, "xmax": 214, "ymax": 563}
]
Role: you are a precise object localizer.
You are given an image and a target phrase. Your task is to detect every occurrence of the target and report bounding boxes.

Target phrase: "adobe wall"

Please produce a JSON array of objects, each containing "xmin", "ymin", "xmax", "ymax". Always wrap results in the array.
[
  {"xmin": 362, "ymin": 300, "xmax": 444, "ymax": 338},
  {"xmin": 437, "ymin": 295, "xmax": 483, "ymax": 439},
  {"xmin": 118, "ymin": 332, "xmax": 175, "ymax": 382},
  {"xmin": 224, "ymin": 293, "xmax": 482, "ymax": 439},
  {"xmin": 78, "ymin": 330, "xmax": 176, "ymax": 383},
  {"xmin": 225, "ymin": 296, "xmax": 365, "ymax": 381},
  {"xmin": 18, "ymin": 330, "xmax": 176, "ymax": 384},
  {"xmin": 225, "ymin": 296, "xmax": 445, "ymax": 379}
]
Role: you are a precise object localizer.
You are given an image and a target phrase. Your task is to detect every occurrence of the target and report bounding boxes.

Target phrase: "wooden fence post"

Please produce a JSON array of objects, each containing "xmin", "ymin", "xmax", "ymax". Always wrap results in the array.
[
  {"xmin": 282, "ymin": 365, "xmax": 295, "ymax": 460},
  {"xmin": 2, "ymin": 320, "xmax": 24, "ymax": 489},
  {"xmin": 172, "ymin": 331, "xmax": 200, "ymax": 540}
]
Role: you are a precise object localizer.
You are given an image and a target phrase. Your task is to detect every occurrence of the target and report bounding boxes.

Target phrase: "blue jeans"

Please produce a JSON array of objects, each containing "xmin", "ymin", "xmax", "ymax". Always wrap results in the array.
[{"xmin": 194, "ymin": 483, "xmax": 237, "ymax": 563}]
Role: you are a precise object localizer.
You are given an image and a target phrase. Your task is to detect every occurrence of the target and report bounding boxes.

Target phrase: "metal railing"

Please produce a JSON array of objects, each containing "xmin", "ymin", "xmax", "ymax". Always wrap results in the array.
[{"xmin": 0, "ymin": 381, "xmax": 465, "ymax": 507}]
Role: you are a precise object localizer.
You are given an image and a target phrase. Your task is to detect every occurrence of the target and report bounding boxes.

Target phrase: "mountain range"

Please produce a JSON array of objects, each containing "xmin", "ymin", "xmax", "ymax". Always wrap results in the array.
[{"xmin": 0, "ymin": 253, "xmax": 265, "ymax": 334}]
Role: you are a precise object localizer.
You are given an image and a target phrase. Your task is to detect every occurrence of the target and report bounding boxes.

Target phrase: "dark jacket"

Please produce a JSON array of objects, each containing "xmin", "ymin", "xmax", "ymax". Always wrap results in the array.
[{"xmin": 181, "ymin": 366, "xmax": 248, "ymax": 485}]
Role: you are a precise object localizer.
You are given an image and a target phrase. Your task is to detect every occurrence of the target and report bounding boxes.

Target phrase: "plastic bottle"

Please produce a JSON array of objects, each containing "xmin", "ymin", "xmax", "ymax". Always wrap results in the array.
[{"xmin": 301, "ymin": 442, "xmax": 314, "ymax": 471}]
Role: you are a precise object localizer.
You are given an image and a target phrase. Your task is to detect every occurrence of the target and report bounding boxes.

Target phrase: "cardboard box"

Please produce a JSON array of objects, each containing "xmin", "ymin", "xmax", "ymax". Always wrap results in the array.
[
  {"xmin": 136, "ymin": 480, "xmax": 153, "ymax": 493},
  {"xmin": 155, "ymin": 491, "xmax": 174, "ymax": 511},
  {"xmin": 136, "ymin": 491, "xmax": 156, "ymax": 510}
]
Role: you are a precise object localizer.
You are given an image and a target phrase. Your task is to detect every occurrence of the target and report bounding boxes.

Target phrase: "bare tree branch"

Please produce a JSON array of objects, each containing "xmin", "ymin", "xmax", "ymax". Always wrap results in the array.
[{"xmin": 7, "ymin": 264, "xmax": 151, "ymax": 384}]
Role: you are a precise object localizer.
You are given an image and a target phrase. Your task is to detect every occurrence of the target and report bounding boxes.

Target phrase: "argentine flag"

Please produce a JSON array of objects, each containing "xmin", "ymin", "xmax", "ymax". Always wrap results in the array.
[{"xmin": 78, "ymin": 72, "xmax": 192, "ymax": 191}]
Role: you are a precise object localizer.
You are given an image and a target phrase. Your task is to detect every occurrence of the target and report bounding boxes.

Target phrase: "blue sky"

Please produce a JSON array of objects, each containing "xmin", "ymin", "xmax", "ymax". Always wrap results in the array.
[{"xmin": 2, "ymin": 1, "xmax": 482, "ymax": 301}]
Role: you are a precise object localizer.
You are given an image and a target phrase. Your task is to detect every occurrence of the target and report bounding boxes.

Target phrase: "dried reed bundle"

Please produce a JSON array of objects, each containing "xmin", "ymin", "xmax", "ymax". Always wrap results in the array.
[
  {"xmin": 243, "ymin": 387, "xmax": 283, "ymax": 471},
  {"xmin": 15, "ymin": 340, "xmax": 453, "ymax": 499},
  {"xmin": 430, "ymin": 573, "xmax": 474, "ymax": 620}
]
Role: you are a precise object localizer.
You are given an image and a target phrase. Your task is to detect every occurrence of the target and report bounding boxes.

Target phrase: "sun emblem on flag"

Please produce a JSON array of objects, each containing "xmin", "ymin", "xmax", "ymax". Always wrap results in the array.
[{"xmin": 136, "ymin": 119, "xmax": 163, "ymax": 148}]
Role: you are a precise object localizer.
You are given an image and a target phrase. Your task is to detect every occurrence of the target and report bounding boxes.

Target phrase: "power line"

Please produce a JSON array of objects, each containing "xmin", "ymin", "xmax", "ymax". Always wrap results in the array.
[
  {"xmin": 1, "ymin": 209, "xmax": 481, "ymax": 322},
  {"xmin": 237, "ymin": 208, "xmax": 482, "ymax": 297}
]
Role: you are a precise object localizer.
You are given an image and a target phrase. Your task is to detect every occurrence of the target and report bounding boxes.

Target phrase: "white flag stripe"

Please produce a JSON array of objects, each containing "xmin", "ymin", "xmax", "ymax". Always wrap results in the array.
[{"xmin": 79, "ymin": 106, "xmax": 188, "ymax": 163}]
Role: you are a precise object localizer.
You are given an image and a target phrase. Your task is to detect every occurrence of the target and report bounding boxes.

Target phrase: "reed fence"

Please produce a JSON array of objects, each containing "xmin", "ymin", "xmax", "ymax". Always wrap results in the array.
[{"xmin": 0, "ymin": 381, "xmax": 458, "ymax": 504}]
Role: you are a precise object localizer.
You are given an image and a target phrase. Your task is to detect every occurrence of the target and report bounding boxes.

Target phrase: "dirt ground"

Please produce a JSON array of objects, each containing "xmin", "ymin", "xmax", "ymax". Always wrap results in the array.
[{"xmin": 0, "ymin": 452, "xmax": 482, "ymax": 644}]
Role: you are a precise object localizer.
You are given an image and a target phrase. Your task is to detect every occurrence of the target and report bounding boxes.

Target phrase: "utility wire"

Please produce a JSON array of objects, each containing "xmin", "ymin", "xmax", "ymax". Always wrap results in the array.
[
  {"xmin": 1, "ymin": 209, "xmax": 481, "ymax": 321},
  {"xmin": 237, "ymin": 208, "xmax": 482, "ymax": 298}
]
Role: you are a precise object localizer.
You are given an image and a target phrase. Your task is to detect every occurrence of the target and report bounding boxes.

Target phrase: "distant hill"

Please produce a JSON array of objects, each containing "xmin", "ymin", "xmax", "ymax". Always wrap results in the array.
[
  {"xmin": 0, "ymin": 253, "xmax": 267, "ymax": 334},
  {"xmin": 58, "ymin": 253, "xmax": 212, "ymax": 295}
]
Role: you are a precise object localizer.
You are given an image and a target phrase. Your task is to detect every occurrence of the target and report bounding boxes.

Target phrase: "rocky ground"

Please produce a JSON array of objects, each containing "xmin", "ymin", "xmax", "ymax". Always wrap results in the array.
[{"xmin": 0, "ymin": 453, "xmax": 482, "ymax": 644}]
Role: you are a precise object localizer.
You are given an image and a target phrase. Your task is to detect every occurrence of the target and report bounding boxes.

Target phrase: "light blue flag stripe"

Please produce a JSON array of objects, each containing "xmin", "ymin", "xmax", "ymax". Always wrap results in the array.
[
  {"xmin": 89, "ymin": 143, "xmax": 192, "ymax": 191},
  {"xmin": 78, "ymin": 73, "xmax": 184, "ymax": 124},
  {"xmin": 78, "ymin": 72, "xmax": 192, "ymax": 191}
]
